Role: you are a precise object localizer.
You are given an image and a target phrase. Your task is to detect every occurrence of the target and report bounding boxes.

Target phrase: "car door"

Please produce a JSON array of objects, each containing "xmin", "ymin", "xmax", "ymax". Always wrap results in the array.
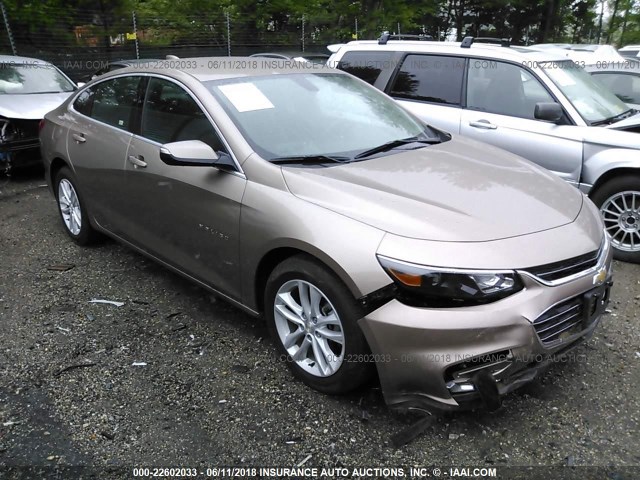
[
  {"xmin": 460, "ymin": 60, "xmax": 583, "ymax": 184},
  {"xmin": 121, "ymin": 76, "xmax": 247, "ymax": 299},
  {"xmin": 66, "ymin": 75, "xmax": 144, "ymax": 234},
  {"xmin": 386, "ymin": 54, "xmax": 465, "ymax": 134}
]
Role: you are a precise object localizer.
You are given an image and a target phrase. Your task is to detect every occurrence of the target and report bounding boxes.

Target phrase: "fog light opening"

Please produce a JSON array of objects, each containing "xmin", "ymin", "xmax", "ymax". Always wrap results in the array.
[{"xmin": 446, "ymin": 380, "xmax": 475, "ymax": 393}]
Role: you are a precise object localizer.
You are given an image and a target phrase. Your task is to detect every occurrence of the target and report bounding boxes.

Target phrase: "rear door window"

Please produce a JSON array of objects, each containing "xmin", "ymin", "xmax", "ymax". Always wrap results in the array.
[
  {"xmin": 389, "ymin": 54, "xmax": 465, "ymax": 105},
  {"xmin": 337, "ymin": 51, "xmax": 394, "ymax": 85},
  {"xmin": 89, "ymin": 76, "xmax": 143, "ymax": 131}
]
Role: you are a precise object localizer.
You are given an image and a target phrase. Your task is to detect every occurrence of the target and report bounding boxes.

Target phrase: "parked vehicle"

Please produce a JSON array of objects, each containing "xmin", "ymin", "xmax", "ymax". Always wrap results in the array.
[
  {"xmin": 619, "ymin": 45, "xmax": 640, "ymax": 59},
  {"xmin": 530, "ymin": 43, "xmax": 625, "ymax": 62},
  {"xmin": 40, "ymin": 59, "xmax": 612, "ymax": 412},
  {"xmin": 330, "ymin": 36, "xmax": 640, "ymax": 262},
  {"xmin": 585, "ymin": 62, "xmax": 640, "ymax": 109},
  {"xmin": 79, "ymin": 58, "xmax": 162, "ymax": 83},
  {"xmin": 528, "ymin": 44, "xmax": 640, "ymax": 109},
  {"xmin": 249, "ymin": 51, "xmax": 329, "ymax": 65},
  {"xmin": 0, "ymin": 55, "xmax": 75, "ymax": 170}
]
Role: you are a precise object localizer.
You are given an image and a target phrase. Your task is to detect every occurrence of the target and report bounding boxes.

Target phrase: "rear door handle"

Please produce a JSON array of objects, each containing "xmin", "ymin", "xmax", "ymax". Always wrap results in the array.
[
  {"xmin": 128, "ymin": 155, "xmax": 147, "ymax": 168},
  {"xmin": 71, "ymin": 133, "xmax": 86, "ymax": 143},
  {"xmin": 469, "ymin": 120, "xmax": 497, "ymax": 130}
]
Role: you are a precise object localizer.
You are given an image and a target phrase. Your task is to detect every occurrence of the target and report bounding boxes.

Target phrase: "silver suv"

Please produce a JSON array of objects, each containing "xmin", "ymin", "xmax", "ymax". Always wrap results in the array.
[{"xmin": 330, "ymin": 36, "xmax": 640, "ymax": 262}]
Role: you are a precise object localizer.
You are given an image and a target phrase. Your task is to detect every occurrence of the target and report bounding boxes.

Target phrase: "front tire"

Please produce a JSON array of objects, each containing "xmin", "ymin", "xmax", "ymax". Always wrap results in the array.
[
  {"xmin": 591, "ymin": 175, "xmax": 640, "ymax": 263},
  {"xmin": 54, "ymin": 166, "xmax": 99, "ymax": 245},
  {"xmin": 264, "ymin": 255, "xmax": 373, "ymax": 394}
]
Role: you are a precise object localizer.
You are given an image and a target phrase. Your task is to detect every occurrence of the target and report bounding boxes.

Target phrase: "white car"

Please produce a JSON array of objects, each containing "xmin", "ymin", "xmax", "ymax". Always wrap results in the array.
[
  {"xmin": 619, "ymin": 45, "xmax": 640, "ymax": 59},
  {"xmin": 0, "ymin": 55, "xmax": 75, "ymax": 170},
  {"xmin": 329, "ymin": 36, "xmax": 640, "ymax": 262}
]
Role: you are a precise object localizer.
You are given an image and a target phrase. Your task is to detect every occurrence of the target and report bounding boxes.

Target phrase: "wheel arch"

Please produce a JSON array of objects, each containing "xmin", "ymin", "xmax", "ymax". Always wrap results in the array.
[
  {"xmin": 583, "ymin": 146, "xmax": 640, "ymax": 196},
  {"xmin": 49, "ymin": 157, "xmax": 71, "ymax": 188},
  {"xmin": 251, "ymin": 243, "xmax": 361, "ymax": 315},
  {"xmin": 589, "ymin": 166, "xmax": 640, "ymax": 199}
]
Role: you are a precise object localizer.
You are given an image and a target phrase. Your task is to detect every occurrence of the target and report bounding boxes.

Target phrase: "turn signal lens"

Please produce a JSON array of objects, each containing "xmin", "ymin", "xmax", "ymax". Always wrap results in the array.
[{"xmin": 389, "ymin": 269, "xmax": 422, "ymax": 287}]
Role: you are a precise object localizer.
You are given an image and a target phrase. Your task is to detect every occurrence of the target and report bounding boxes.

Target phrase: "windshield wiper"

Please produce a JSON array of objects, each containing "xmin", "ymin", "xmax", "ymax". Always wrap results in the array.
[
  {"xmin": 270, "ymin": 155, "xmax": 351, "ymax": 165},
  {"xmin": 354, "ymin": 136, "xmax": 442, "ymax": 160},
  {"xmin": 592, "ymin": 108, "xmax": 637, "ymax": 126}
]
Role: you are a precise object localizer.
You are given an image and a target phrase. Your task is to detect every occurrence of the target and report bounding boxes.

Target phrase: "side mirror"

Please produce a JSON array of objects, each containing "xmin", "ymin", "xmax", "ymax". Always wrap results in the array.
[
  {"xmin": 76, "ymin": 82, "xmax": 86, "ymax": 88},
  {"xmin": 159, "ymin": 140, "xmax": 236, "ymax": 171},
  {"xmin": 534, "ymin": 102, "xmax": 563, "ymax": 122}
]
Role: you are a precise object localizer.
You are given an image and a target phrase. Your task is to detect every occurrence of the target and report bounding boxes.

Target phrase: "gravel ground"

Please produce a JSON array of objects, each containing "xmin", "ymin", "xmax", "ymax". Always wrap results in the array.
[{"xmin": 1, "ymin": 169, "xmax": 639, "ymax": 479}]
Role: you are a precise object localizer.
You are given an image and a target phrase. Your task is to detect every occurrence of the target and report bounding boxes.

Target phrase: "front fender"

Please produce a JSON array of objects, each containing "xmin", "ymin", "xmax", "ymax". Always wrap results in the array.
[{"xmin": 582, "ymin": 145, "xmax": 640, "ymax": 191}]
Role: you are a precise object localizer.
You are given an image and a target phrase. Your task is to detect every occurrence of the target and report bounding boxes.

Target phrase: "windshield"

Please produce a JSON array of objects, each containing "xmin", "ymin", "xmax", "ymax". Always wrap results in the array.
[
  {"xmin": 541, "ymin": 60, "xmax": 629, "ymax": 124},
  {"xmin": 0, "ymin": 63, "xmax": 75, "ymax": 95},
  {"xmin": 206, "ymin": 73, "xmax": 433, "ymax": 160}
]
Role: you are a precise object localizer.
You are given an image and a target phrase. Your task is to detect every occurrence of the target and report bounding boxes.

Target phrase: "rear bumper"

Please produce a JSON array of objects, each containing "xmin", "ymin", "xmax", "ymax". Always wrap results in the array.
[{"xmin": 358, "ymin": 247, "xmax": 613, "ymax": 413}]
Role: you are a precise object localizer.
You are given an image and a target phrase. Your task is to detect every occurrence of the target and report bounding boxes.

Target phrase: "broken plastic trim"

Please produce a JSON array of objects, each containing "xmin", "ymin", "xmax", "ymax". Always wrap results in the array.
[
  {"xmin": 472, "ymin": 370, "xmax": 502, "ymax": 411},
  {"xmin": 357, "ymin": 283, "xmax": 397, "ymax": 315}
]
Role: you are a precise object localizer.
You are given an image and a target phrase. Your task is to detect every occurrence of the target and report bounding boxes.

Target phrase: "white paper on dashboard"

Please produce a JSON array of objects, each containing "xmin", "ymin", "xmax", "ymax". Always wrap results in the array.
[{"xmin": 217, "ymin": 83, "xmax": 275, "ymax": 112}]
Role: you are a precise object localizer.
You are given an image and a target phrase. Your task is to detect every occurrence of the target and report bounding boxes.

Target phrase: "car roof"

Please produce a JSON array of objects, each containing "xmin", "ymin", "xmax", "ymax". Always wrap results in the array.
[
  {"xmin": 526, "ymin": 44, "xmax": 625, "ymax": 64},
  {"xmin": 619, "ymin": 45, "xmax": 640, "ymax": 50},
  {"xmin": 110, "ymin": 56, "xmax": 342, "ymax": 82},
  {"xmin": 251, "ymin": 51, "xmax": 329, "ymax": 58},
  {"xmin": 112, "ymin": 58, "xmax": 162, "ymax": 66},
  {"xmin": 0, "ymin": 54, "xmax": 52, "ymax": 65},
  {"xmin": 335, "ymin": 40, "xmax": 570, "ymax": 63}
]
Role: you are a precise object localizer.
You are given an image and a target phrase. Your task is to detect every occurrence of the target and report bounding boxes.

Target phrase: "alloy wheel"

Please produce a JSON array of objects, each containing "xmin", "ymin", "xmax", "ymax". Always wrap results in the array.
[
  {"xmin": 273, "ymin": 279, "xmax": 345, "ymax": 377},
  {"xmin": 58, "ymin": 179, "xmax": 82, "ymax": 236},
  {"xmin": 601, "ymin": 190, "xmax": 640, "ymax": 252}
]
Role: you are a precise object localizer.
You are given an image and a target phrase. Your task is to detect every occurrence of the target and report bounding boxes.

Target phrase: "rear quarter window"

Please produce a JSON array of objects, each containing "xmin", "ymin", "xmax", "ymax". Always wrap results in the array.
[
  {"xmin": 337, "ymin": 51, "xmax": 394, "ymax": 85},
  {"xmin": 73, "ymin": 88, "xmax": 94, "ymax": 116}
]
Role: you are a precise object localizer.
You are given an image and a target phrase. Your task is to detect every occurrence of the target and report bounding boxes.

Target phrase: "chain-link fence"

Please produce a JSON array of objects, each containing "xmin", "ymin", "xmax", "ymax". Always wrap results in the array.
[{"xmin": 0, "ymin": 3, "xmax": 369, "ymax": 81}]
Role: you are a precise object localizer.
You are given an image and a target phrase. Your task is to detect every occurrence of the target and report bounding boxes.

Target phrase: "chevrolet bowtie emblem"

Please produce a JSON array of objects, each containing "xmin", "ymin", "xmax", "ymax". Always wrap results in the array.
[{"xmin": 593, "ymin": 267, "xmax": 607, "ymax": 286}]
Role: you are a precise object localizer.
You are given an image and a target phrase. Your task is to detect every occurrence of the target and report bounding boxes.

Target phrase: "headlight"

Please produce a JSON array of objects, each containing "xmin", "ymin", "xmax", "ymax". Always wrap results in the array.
[
  {"xmin": 0, "ymin": 118, "xmax": 17, "ymax": 144},
  {"xmin": 377, "ymin": 255, "xmax": 524, "ymax": 307}
]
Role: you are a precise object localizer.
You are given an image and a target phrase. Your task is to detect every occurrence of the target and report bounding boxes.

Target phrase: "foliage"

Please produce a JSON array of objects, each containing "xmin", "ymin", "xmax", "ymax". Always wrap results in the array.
[{"xmin": 1, "ymin": 0, "xmax": 640, "ymax": 49}]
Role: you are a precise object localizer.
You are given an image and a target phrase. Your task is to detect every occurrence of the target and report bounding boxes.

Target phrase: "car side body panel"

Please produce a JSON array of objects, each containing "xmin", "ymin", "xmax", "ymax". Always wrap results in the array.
[
  {"xmin": 239, "ymin": 153, "xmax": 390, "ymax": 311},
  {"xmin": 459, "ymin": 110, "xmax": 584, "ymax": 184},
  {"xmin": 582, "ymin": 145, "xmax": 640, "ymax": 191}
]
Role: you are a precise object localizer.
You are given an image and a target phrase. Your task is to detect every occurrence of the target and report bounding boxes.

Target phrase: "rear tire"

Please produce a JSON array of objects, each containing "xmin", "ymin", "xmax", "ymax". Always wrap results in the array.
[
  {"xmin": 54, "ymin": 166, "xmax": 100, "ymax": 245},
  {"xmin": 591, "ymin": 175, "xmax": 640, "ymax": 264},
  {"xmin": 264, "ymin": 255, "xmax": 374, "ymax": 394}
]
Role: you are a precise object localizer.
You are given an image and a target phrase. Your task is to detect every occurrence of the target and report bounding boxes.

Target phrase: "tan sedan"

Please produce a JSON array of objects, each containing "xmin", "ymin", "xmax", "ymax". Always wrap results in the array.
[{"xmin": 40, "ymin": 58, "xmax": 612, "ymax": 412}]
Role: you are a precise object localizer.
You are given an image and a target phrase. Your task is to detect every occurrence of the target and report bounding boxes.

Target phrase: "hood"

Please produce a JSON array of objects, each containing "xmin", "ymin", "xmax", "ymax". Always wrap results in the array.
[
  {"xmin": 0, "ymin": 92, "xmax": 73, "ymax": 120},
  {"xmin": 281, "ymin": 136, "xmax": 583, "ymax": 242},
  {"xmin": 604, "ymin": 111, "xmax": 640, "ymax": 134}
]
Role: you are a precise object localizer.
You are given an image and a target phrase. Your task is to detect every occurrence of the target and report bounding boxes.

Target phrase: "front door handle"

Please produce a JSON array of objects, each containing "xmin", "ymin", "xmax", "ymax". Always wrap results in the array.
[
  {"xmin": 469, "ymin": 120, "xmax": 498, "ymax": 130},
  {"xmin": 71, "ymin": 133, "xmax": 86, "ymax": 143},
  {"xmin": 128, "ymin": 155, "xmax": 147, "ymax": 168}
]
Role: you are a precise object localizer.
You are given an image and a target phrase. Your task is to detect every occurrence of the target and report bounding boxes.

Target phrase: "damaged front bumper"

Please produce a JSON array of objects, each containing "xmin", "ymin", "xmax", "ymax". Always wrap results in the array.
[
  {"xmin": 1, "ymin": 119, "xmax": 42, "ymax": 169},
  {"xmin": 358, "ymin": 246, "xmax": 613, "ymax": 413}
]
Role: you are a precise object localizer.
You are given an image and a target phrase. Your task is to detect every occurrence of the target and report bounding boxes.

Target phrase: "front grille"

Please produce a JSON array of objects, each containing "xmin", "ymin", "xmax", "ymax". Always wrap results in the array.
[
  {"xmin": 524, "ymin": 247, "xmax": 600, "ymax": 283},
  {"xmin": 534, "ymin": 296, "xmax": 584, "ymax": 345},
  {"xmin": 12, "ymin": 119, "xmax": 40, "ymax": 139}
]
